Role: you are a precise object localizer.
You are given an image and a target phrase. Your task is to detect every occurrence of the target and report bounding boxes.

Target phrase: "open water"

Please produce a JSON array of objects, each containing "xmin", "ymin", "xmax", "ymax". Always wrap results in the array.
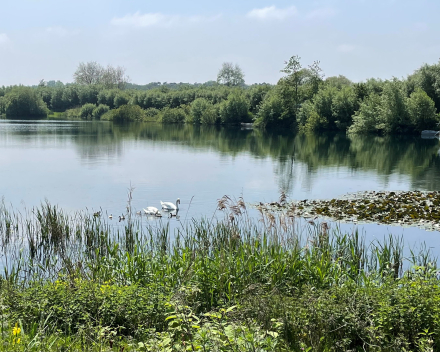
[{"xmin": 1, "ymin": 119, "xmax": 440, "ymax": 252}]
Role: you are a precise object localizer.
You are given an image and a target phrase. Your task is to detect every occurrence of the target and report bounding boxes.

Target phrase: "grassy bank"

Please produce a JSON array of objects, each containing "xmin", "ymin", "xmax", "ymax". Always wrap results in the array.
[{"xmin": 0, "ymin": 197, "xmax": 438, "ymax": 351}]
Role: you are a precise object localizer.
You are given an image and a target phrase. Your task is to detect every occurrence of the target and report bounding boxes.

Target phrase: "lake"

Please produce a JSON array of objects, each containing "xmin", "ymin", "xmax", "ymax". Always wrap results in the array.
[{"xmin": 1, "ymin": 119, "xmax": 440, "ymax": 251}]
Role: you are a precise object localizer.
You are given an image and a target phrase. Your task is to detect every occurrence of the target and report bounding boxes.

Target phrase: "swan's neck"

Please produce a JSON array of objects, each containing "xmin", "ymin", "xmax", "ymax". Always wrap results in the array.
[{"xmin": 176, "ymin": 200, "xmax": 179, "ymax": 210}]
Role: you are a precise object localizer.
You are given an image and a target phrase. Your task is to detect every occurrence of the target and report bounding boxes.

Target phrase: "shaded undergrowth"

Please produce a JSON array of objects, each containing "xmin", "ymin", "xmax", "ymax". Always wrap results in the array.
[{"xmin": 0, "ymin": 197, "xmax": 438, "ymax": 351}]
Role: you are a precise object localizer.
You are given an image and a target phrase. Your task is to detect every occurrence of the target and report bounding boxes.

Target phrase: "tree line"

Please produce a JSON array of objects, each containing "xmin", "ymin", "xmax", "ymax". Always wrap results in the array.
[{"xmin": 0, "ymin": 58, "xmax": 439, "ymax": 134}]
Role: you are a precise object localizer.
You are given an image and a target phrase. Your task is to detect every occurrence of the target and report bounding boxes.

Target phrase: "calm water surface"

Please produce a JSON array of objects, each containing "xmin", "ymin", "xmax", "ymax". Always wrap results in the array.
[{"xmin": 1, "ymin": 119, "xmax": 440, "ymax": 251}]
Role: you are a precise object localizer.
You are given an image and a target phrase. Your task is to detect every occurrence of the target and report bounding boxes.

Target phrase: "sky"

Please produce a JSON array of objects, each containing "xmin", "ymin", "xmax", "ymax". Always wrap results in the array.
[{"xmin": 0, "ymin": 0, "xmax": 439, "ymax": 86}]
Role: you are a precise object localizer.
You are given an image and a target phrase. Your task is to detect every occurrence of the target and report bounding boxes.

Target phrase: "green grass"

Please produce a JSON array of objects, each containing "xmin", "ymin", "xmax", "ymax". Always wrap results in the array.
[{"xmin": 0, "ymin": 197, "xmax": 438, "ymax": 351}]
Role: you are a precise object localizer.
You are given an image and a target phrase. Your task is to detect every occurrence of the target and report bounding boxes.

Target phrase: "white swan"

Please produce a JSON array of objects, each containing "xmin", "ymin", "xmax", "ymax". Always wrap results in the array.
[
  {"xmin": 161, "ymin": 198, "xmax": 180, "ymax": 211},
  {"xmin": 143, "ymin": 207, "xmax": 160, "ymax": 215}
]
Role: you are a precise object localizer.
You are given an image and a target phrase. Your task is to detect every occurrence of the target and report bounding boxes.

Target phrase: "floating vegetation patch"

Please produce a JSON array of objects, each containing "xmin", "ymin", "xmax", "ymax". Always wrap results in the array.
[{"xmin": 256, "ymin": 191, "xmax": 440, "ymax": 231}]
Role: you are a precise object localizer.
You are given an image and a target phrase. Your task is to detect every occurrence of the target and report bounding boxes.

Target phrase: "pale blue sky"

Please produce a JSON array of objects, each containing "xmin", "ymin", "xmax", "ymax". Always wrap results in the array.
[{"xmin": 0, "ymin": 0, "xmax": 439, "ymax": 85}]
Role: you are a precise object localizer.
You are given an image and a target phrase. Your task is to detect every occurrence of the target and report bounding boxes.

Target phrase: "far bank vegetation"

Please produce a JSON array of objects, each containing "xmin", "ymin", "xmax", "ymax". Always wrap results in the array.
[{"xmin": 1, "ymin": 58, "xmax": 439, "ymax": 134}]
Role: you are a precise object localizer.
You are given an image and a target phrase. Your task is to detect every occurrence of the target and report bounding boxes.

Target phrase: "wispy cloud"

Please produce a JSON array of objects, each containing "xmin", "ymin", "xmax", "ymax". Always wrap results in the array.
[
  {"xmin": 0, "ymin": 33, "xmax": 10, "ymax": 44},
  {"xmin": 306, "ymin": 8, "xmax": 337, "ymax": 20},
  {"xmin": 111, "ymin": 12, "xmax": 221, "ymax": 28},
  {"xmin": 337, "ymin": 44, "xmax": 355, "ymax": 53},
  {"xmin": 247, "ymin": 6, "xmax": 297, "ymax": 21}
]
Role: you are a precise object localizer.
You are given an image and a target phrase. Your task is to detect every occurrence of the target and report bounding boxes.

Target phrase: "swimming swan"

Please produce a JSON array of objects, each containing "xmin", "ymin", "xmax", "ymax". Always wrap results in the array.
[
  {"xmin": 143, "ymin": 207, "xmax": 160, "ymax": 215},
  {"xmin": 161, "ymin": 198, "xmax": 180, "ymax": 211}
]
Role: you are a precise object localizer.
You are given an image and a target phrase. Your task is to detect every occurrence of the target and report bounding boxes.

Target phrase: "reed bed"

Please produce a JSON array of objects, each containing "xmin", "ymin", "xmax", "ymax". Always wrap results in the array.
[{"xmin": 0, "ymin": 196, "xmax": 437, "ymax": 351}]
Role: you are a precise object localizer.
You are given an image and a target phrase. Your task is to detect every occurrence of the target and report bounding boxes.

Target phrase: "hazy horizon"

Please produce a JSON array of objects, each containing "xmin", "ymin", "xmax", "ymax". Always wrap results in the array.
[{"xmin": 1, "ymin": 0, "xmax": 440, "ymax": 86}]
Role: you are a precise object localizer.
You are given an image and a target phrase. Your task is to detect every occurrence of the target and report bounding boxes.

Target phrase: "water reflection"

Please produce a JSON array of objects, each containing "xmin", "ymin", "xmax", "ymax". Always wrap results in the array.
[{"xmin": 1, "ymin": 120, "xmax": 440, "ymax": 194}]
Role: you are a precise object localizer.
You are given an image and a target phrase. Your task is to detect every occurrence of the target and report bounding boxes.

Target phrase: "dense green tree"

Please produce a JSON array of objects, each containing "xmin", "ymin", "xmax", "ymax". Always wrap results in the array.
[
  {"xmin": 0, "ymin": 96, "xmax": 6, "ymax": 115},
  {"xmin": 353, "ymin": 83, "xmax": 369, "ymax": 102},
  {"xmin": 92, "ymin": 104, "xmax": 110, "ymax": 120},
  {"xmin": 325, "ymin": 75, "xmax": 352, "ymax": 89},
  {"xmin": 349, "ymin": 94, "xmax": 382, "ymax": 134},
  {"xmin": 331, "ymin": 86, "xmax": 358, "ymax": 130},
  {"xmin": 189, "ymin": 98, "xmax": 216, "ymax": 124},
  {"xmin": 247, "ymin": 85, "xmax": 272, "ymax": 114},
  {"xmin": 219, "ymin": 91, "xmax": 249, "ymax": 124},
  {"xmin": 160, "ymin": 106, "xmax": 188, "ymax": 123},
  {"xmin": 254, "ymin": 91, "xmax": 284, "ymax": 128},
  {"xmin": 113, "ymin": 93, "xmax": 130, "ymax": 108},
  {"xmin": 80, "ymin": 103, "xmax": 96, "ymax": 119},
  {"xmin": 378, "ymin": 80, "xmax": 410, "ymax": 133},
  {"xmin": 4, "ymin": 87, "xmax": 48, "ymax": 117},
  {"xmin": 50, "ymin": 88, "xmax": 68, "ymax": 111},
  {"xmin": 78, "ymin": 86, "xmax": 99, "ymax": 105},
  {"xmin": 312, "ymin": 86, "xmax": 337, "ymax": 130},
  {"xmin": 407, "ymin": 88, "xmax": 439, "ymax": 132},
  {"xmin": 217, "ymin": 63, "xmax": 245, "ymax": 87},
  {"xmin": 102, "ymin": 104, "xmax": 146, "ymax": 122},
  {"xmin": 296, "ymin": 100, "xmax": 325, "ymax": 132},
  {"xmin": 406, "ymin": 62, "xmax": 440, "ymax": 112}
]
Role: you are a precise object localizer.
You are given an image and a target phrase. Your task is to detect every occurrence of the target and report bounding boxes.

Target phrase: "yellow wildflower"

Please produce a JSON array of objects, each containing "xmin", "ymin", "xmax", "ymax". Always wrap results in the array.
[{"xmin": 12, "ymin": 323, "xmax": 21, "ymax": 336}]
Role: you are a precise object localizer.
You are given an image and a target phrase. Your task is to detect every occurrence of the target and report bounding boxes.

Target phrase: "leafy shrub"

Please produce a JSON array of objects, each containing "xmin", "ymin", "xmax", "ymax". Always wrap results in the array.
[
  {"xmin": 4, "ymin": 87, "xmax": 49, "ymax": 117},
  {"xmin": 92, "ymin": 104, "xmax": 110, "ymax": 120},
  {"xmin": 331, "ymin": 86, "xmax": 358, "ymax": 130},
  {"xmin": 379, "ymin": 80, "xmax": 411, "ymax": 134},
  {"xmin": 114, "ymin": 93, "xmax": 130, "ymax": 108},
  {"xmin": 65, "ymin": 107, "xmax": 81, "ymax": 118},
  {"xmin": 102, "ymin": 104, "xmax": 146, "ymax": 122},
  {"xmin": 312, "ymin": 85, "xmax": 337, "ymax": 129},
  {"xmin": 189, "ymin": 98, "xmax": 218, "ymax": 124},
  {"xmin": 80, "ymin": 103, "xmax": 96, "ymax": 119},
  {"xmin": 7, "ymin": 279, "xmax": 171, "ymax": 338},
  {"xmin": 219, "ymin": 91, "xmax": 250, "ymax": 124},
  {"xmin": 159, "ymin": 107, "xmax": 187, "ymax": 123},
  {"xmin": 0, "ymin": 96, "xmax": 6, "ymax": 115},
  {"xmin": 407, "ymin": 88, "xmax": 439, "ymax": 132},
  {"xmin": 144, "ymin": 107, "xmax": 161, "ymax": 121},
  {"xmin": 201, "ymin": 105, "xmax": 219, "ymax": 124},
  {"xmin": 349, "ymin": 93, "xmax": 382, "ymax": 134},
  {"xmin": 254, "ymin": 92, "xmax": 284, "ymax": 128},
  {"xmin": 97, "ymin": 89, "xmax": 118, "ymax": 109}
]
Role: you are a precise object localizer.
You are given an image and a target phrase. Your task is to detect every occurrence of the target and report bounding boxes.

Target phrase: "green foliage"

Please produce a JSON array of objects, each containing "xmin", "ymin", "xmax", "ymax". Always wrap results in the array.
[
  {"xmin": 0, "ymin": 96, "xmax": 6, "ymax": 115},
  {"xmin": 3, "ymin": 86, "xmax": 49, "ymax": 117},
  {"xmin": 0, "ymin": 199, "xmax": 438, "ymax": 350},
  {"xmin": 406, "ymin": 62, "xmax": 440, "ymax": 112},
  {"xmin": 113, "ymin": 93, "xmax": 130, "ymax": 108},
  {"xmin": 298, "ymin": 102, "xmax": 327, "ymax": 132},
  {"xmin": 5, "ymin": 58, "xmax": 440, "ymax": 134},
  {"xmin": 331, "ymin": 86, "xmax": 358, "ymax": 130},
  {"xmin": 4, "ymin": 87, "xmax": 49, "ymax": 118},
  {"xmin": 80, "ymin": 103, "xmax": 96, "ymax": 119},
  {"xmin": 189, "ymin": 98, "xmax": 218, "ymax": 124},
  {"xmin": 312, "ymin": 86, "xmax": 337, "ymax": 130},
  {"xmin": 97, "ymin": 89, "xmax": 119, "ymax": 109},
  {"xmin": 407, "ymin": 88, "xmax": 439, "ymax": 132},
  {"xmin": 379, "ymin": 80, "xmax": 411, "ymax": 133},
  {"xmin": 159, "ymin": 106, "xmax": 188, "ymax": 123},
  {"xmin": 254, "ymin": 91, "xmax": 284, "ymax": 128},
  {"xmin": 247, "ymin": 85, "xmax": 272, "ymax": 114},
  {"xmin": 349, "ymin": 93, "xmax": 382, "ymax": 134},
  {"xmin": 219, "ymin": 91, "xmax": 250, "ymax": 124},
  {"xmin": 92, "ymin": 104, "xmax": 110, "ymax": 120},
  {"xmin": 144, "ymin": 107, "xmax": 161, "ymax": 122},
  {"xmin": 102, "ymin": 104, "xmax": 146, "ymax": 122},
  {"xmin": 325, "ymin": 75, "xmax": 352, "ymax": 89}
]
